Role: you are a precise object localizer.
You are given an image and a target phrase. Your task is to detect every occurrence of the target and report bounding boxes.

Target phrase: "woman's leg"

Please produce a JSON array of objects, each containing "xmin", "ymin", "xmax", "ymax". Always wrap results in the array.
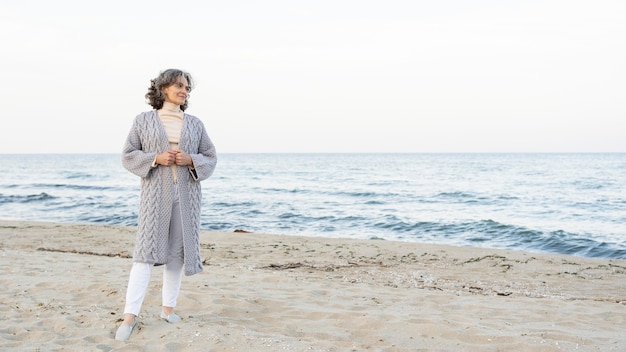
[
  {"xmin": 163, "ymin": 187, "xmax": 184, "ymax": 313},
  {"xmin": 163, "ymin": 259, "xmax": 184, "ymax": 311},
  {"xmin": 116, "ymin": 262, "xmax": 152, "ymax": 340},
  {"xmin": 123, "ymin": 262, "xmax": 154, "ymax": 320}
]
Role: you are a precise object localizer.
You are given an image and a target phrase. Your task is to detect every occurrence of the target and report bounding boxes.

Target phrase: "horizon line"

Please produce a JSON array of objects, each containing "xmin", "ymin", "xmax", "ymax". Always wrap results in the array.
[{"xmin": 1, "ymin": 151, "xmax": 625, "ymax": 155}]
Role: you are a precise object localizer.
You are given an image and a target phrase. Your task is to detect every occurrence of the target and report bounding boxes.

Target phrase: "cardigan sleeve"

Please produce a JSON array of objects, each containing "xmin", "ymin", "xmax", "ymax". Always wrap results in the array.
[
  {"xmin": 188, "ymin": 119, "xmax": 217, "ymax": 181},
  {"xmin": 122, "ymin": 114, "xmax": 159, "ymax": 178}
]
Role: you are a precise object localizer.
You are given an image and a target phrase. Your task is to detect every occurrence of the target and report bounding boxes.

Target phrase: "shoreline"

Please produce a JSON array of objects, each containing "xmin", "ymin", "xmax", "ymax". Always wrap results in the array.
[{"xmin": 1, "ymin": 220, "xmax": 625, "ymax": 351}]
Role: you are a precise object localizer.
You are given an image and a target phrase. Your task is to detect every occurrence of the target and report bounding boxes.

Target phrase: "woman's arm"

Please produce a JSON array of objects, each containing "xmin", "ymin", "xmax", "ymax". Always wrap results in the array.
[
  {"xmin": 122, "ymin": 115, "xmax": 159, "ymax": 178},
  {"xmin": 188, "ymin": 120, "xmax": 217, "ymax": 181}
]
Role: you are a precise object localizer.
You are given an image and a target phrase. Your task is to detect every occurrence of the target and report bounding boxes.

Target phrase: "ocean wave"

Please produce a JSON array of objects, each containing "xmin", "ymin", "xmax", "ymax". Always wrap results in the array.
[
  {"xmin": 2, "ymin": 153, "xmax": 625, "ymax": 260},
  {"xmin": 336, "ymin": 191, "xmax": 382, "ymax": 198},
  {"xmin": 436, "ymin": 191, "xmax": 476, "ymax": 199},
  {"xmin": 263, "ymin": 187, "xmax": 312, "ymax": 194},
  {"xmin": 79, "ymin": 214, "xmax": 137, "ymax": 226},
  {"xmin": 433, "ymin": 191, "xmax": 490, "ymax": 204},
  {"xmin": 29, "ymin": 183, "xmax": 115, "ymax": 191},
  {"xmin": 378, "ymin": 219, "xmax": 626, "ymax": 259},
  {"xmin": 0, "ymin": 192, "xmax": 56, "ymax": 204},
  {"xmin": 212, "ymin": 201, "xmax": 259, "ymax": 207}
]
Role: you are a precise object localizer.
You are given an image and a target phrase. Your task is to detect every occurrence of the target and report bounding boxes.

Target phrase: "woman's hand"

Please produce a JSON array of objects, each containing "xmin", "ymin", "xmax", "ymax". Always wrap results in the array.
[
  {"xmin": 156, "ymin": 150, "xmax": 178, "ymax": 166},
  {"xmin": 175, "ymin": 150, "xmax": 194, "ymax": 167},
  {"xmin": 156, "ymin": 150, "xmax": 194, "ymax": 167}
]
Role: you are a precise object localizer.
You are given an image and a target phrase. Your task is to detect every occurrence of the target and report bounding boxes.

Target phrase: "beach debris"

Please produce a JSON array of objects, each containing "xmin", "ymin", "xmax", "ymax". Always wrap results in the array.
[
  {"xmin": 36, "ymin": 247, "xmax": 131, "ymax": 258},
  {"xmin": 261, "ymin": 262, "xmax": 357, "ymax": 271}
]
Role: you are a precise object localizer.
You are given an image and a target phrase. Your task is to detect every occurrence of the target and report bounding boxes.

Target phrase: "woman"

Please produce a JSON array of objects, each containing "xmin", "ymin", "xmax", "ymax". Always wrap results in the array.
[{"xmin": 115, "ymin": 69, "xmax": 217, "ymax": 341}]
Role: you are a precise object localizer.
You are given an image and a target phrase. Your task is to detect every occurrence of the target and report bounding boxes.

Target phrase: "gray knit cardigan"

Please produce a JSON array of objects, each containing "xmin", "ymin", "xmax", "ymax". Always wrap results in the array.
[{"xmin": 122, "ymin": 110, "xmax": 217, "ymax": 276}]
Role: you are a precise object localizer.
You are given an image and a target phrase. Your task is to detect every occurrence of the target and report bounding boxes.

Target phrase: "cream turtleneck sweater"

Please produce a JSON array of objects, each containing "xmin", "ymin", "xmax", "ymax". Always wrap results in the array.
[
  {"xmin": 158, "ymin": 101, "xmax": 184, "ymax": 149},
  {"xmin": 155, "ymin": 101, "xmax": 184, "ymax": 182}
]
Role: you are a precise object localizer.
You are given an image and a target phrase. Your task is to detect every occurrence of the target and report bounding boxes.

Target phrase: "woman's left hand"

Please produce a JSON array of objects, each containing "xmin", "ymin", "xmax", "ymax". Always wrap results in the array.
[{"xmin": 175, "ymin": 150, "xmax": 194, "ymax": 167}]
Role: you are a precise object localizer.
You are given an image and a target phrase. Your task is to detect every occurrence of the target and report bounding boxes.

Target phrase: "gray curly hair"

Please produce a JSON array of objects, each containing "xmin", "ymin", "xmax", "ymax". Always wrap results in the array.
[{"xmin": 145, "ymin": 69, "xmax": 195, "ymax": 111}]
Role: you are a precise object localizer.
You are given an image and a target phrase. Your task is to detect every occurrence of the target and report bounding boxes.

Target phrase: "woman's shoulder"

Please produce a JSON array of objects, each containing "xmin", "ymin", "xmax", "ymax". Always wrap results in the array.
[
  {"xmin": 183, "ymin": 112, "xmax": 200, "ymax": 121},
  {"xmin": 137, "ymin": 110, "xmax": 157, "ymax": 117},
  {"xmin": 134, "ymin": 110, "xmax": 157, "ymax": 121},
  {"xmin": 183, "ymin": 113, "xmax": 206, "ymax": 127}
]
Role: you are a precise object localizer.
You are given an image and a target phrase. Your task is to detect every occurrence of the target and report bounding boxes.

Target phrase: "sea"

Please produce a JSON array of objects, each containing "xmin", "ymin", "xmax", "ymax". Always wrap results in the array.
[{"xmin": 1, "ymin": 153, "xmax": 624, "ymax": 259}]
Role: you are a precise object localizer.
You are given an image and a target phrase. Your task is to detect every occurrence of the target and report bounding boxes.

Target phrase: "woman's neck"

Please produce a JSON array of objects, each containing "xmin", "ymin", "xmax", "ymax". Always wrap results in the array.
[{"xmin": 161, "ymin": 101, "xmax": 181, "ymax": 112}]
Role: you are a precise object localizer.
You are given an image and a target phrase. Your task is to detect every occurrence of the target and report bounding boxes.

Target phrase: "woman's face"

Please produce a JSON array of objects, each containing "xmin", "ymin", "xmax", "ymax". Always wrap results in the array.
[{"xmin": 162, "ymin": 76, "xmax": 190, "ymax": 106}]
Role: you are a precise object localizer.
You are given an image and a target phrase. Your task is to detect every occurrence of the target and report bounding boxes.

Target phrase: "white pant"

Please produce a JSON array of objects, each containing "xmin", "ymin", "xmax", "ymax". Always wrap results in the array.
[{"xmin": 123, "ymin": 188, "xmax": 184, "ymax": 316}]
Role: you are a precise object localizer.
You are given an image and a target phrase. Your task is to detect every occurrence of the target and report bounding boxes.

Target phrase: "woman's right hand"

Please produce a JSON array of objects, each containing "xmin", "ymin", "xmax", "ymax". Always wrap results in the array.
[{"xmin": 156, "ymin": 150, "xmax": 178, "ymax": 166}]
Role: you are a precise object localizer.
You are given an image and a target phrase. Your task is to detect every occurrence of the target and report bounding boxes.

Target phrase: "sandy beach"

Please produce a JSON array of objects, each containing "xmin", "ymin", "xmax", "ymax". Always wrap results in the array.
[{"xmin": 1, "ymin": 221, "xmax": 625, "ymax": 351}]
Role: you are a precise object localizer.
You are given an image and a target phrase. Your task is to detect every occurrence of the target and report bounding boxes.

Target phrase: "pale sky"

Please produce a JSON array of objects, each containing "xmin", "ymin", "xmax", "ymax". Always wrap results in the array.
[{"xmin": 1, "ymin": 0, "xmax": 624, "ymax": 153}]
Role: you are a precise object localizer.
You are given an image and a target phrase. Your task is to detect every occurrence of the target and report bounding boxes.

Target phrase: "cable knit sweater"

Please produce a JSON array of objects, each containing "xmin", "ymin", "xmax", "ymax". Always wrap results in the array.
[{"xmin": 122, "ymin": 110, "xmax": 217, "ymax": 276}]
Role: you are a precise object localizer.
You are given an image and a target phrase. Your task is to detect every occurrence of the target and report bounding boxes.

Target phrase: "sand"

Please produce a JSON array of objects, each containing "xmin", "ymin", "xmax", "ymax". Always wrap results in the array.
[{"xmin": 0, "ymin": 220, "xmax": 625, "ymax": 351}]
